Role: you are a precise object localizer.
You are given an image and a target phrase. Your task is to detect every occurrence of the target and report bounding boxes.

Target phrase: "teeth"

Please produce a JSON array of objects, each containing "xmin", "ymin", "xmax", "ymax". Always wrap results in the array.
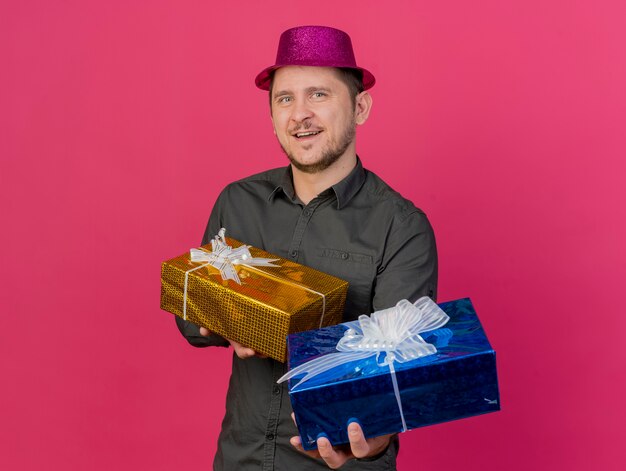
[{"xmin": 296, "ymin": 131, "xmax": 319, "ymax": 137}]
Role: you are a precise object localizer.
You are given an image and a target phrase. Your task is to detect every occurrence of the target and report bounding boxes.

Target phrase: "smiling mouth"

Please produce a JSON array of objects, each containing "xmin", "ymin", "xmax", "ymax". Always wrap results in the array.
[{"xmin": 294, "ymin": 131, "xmax": 322, "ymax": 139}]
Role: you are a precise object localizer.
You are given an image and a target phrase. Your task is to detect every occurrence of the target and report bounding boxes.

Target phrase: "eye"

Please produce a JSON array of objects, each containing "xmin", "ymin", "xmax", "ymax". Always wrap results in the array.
[
  {"xmin": 312, "ymin": 92, "xmax": 327, "ymax": 99},
  {"xmin": 276, "ymin": 96, "xmax": 292, "ymax": 104}
]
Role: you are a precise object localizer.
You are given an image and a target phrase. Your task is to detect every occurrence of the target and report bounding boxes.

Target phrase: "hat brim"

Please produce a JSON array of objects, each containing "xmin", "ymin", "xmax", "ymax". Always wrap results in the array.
[{"xmin": 255, "ymin": 65, "xmax": 376, "ymax": 91}]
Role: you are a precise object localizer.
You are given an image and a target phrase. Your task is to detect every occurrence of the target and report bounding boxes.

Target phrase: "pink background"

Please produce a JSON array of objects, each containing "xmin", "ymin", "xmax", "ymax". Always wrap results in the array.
[{"xmin": 2, "ymin": 1, "xmax": 625, "ymax": 470}]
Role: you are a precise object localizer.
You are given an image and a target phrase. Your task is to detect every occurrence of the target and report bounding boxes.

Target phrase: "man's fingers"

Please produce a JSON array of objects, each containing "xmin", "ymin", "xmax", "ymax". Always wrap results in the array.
[
  {"xmin": 197, "ymin": 333, "xmax": 263, "ymax": 359},
  {"xmin": 290, "ymin": 435, "xmax": 324, "ymax": 460},
  {"xmin": 316, "ymin": 437, "xmax": 338, "ymax": 465},
  {"xmin": 290, "ymin": 435, "xmax": 305, "ymax": 452},
  {"xmin": 228, "ymin": 339, "xmax": 257, "ymax": 359},
  {"xmin": 291, "ymin": 417, "xmax": 391, "ymax": 466},
  {"xmin": 291, "ymin": 433, "xmax": 351, "ymax": 468},
  {"xmin": 316, "ymin": 436, "xmax": 349, "ymax": 470},
  {"xmin": 234, "ymin": 346, "xmax": 256, "ymax": 359},
  {"xmin": 347, "ymin": 421, "xmax": 371, "ymax": 458}
]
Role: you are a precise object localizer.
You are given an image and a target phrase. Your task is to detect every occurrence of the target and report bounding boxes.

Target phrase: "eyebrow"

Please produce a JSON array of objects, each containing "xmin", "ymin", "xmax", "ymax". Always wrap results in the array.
[{"xmin": 273, "ymin": 86, "xmax": 333, "ymax": 98}]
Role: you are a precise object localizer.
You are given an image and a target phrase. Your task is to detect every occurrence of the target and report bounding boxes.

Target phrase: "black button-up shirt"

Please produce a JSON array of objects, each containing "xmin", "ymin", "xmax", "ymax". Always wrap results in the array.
[{"xmin": 176, "ymin": 158, "xmax": 437, "ymax": 470}]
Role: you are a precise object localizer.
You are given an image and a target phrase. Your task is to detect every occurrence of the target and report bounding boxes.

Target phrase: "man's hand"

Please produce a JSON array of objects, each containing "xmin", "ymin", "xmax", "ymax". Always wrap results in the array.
[
  {"xmin": 289, "ymin": 414, "xmax": 393, "ymax": 469},
  {"xmin": 199, "ymin": 327, "xmax": 267, "ymax": 359}
]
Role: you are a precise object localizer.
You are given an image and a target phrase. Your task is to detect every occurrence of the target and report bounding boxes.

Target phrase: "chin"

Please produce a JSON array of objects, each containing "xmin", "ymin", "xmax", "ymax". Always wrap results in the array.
[{"xmin": 289, "ymin": 153, "xmax": 343, "ymax": 174}]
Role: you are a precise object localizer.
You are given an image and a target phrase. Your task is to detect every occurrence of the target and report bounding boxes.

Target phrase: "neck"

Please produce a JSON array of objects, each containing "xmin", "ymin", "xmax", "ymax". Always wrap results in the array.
[{"xmin": 292, "ymin": 152, "xmax": 357, "ymax": 205}]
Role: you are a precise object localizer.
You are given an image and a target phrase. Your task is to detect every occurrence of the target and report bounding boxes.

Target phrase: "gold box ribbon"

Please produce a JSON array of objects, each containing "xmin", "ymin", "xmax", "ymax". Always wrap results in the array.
[{"xmin": 183, "ymin": 228, "xmax": 328, "ymax": 327}]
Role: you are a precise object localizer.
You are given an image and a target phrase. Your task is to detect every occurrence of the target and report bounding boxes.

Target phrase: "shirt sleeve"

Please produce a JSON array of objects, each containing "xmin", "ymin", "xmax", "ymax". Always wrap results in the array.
[
  {"xmin": 372, "ymin": 208, "xmax": 438, "ymax": 311},
  {"xmin": 174, "ymin": 189, "xmax": 230, "ymax": 348}
]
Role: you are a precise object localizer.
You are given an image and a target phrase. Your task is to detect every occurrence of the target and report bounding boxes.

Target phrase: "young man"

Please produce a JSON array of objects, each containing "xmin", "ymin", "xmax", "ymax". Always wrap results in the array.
[{"xmin": 176, "ymin": 26, "xmax": 437, "ymax": 470}]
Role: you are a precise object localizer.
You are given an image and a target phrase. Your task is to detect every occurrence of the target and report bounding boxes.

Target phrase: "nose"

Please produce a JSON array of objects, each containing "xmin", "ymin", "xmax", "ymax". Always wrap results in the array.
[{"xmin": 290, "ymin": 98, "xmax": 314, "ymax": 124}]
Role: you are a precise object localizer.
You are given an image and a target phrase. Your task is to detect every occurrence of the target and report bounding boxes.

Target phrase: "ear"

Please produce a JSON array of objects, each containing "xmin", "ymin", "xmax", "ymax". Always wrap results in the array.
[
  {"xmin": 354, "ymin": 91, "xmax": 373, "ymax": 125},
  {"xmin": 270, "ymin": 115, "xmax": 276, "ymax": 134}
]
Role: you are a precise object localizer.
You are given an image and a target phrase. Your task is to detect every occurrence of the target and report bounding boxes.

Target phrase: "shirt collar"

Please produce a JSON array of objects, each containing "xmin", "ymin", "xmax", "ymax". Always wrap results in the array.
[
  {"xmin": 331, "ymin": 157, "xmax": 366, "ymax": 209},
  {"xmin": 268, "ymin": 156, "xmax": 366, "ymax": 209},
  {"xmin": 268, "ymin": 166, "xmax": 298, "ymax": 203}
]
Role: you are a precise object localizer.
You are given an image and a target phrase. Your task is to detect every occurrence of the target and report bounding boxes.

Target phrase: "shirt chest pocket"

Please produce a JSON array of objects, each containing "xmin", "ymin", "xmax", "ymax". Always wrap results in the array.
[{"xmin": 314, "ymin": 248, "xmax": 376, "ymax": 319}]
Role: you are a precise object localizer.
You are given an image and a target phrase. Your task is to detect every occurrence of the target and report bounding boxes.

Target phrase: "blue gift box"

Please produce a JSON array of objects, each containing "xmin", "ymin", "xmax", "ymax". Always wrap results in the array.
[{"xmin": 284, "ymin": 298, "xmax": 500, "ymax": 450}]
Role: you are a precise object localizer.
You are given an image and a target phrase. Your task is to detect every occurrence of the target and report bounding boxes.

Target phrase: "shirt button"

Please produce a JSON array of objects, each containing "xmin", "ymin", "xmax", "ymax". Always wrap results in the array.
[
  {"xmin": 273, "ymin": 386, "xmax": 280, "ymax": 395},
  {"xmin": 341, "ymin": 252, "xmax": 349, "ymax": 260},
  {"xmin": 290, "ymin": 250, "xmax": 298, "ymax": 258},
  {"xmin": 267, "ymin": 433, "xmax": 275, "ymax": 441},
  {"xmin": 303, "ymin": 209, "xmax": 312, "ymax": 217}
]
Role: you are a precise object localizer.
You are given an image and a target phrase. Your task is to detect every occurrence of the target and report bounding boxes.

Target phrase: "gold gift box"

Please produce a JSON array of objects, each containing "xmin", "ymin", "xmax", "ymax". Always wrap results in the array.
[{"xmin": 160, "ymin": 238, "xmax": 348, "ymax": 362}]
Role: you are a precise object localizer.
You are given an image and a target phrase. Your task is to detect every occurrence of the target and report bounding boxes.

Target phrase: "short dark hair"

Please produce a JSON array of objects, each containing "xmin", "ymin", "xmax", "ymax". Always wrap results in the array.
[
  {"xmin": 334, "ymin": 67, "xmax": 365, "ymax": 104},
  {"xmin": 269, "ymin": 67, "xmax": 364, "ymax": 108}
]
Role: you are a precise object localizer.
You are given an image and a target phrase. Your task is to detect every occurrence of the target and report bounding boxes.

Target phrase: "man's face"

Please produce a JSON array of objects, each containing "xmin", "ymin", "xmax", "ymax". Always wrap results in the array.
[{"xmin": 270, "ymin": 66, "xmax": 357, "ymax": 174}]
